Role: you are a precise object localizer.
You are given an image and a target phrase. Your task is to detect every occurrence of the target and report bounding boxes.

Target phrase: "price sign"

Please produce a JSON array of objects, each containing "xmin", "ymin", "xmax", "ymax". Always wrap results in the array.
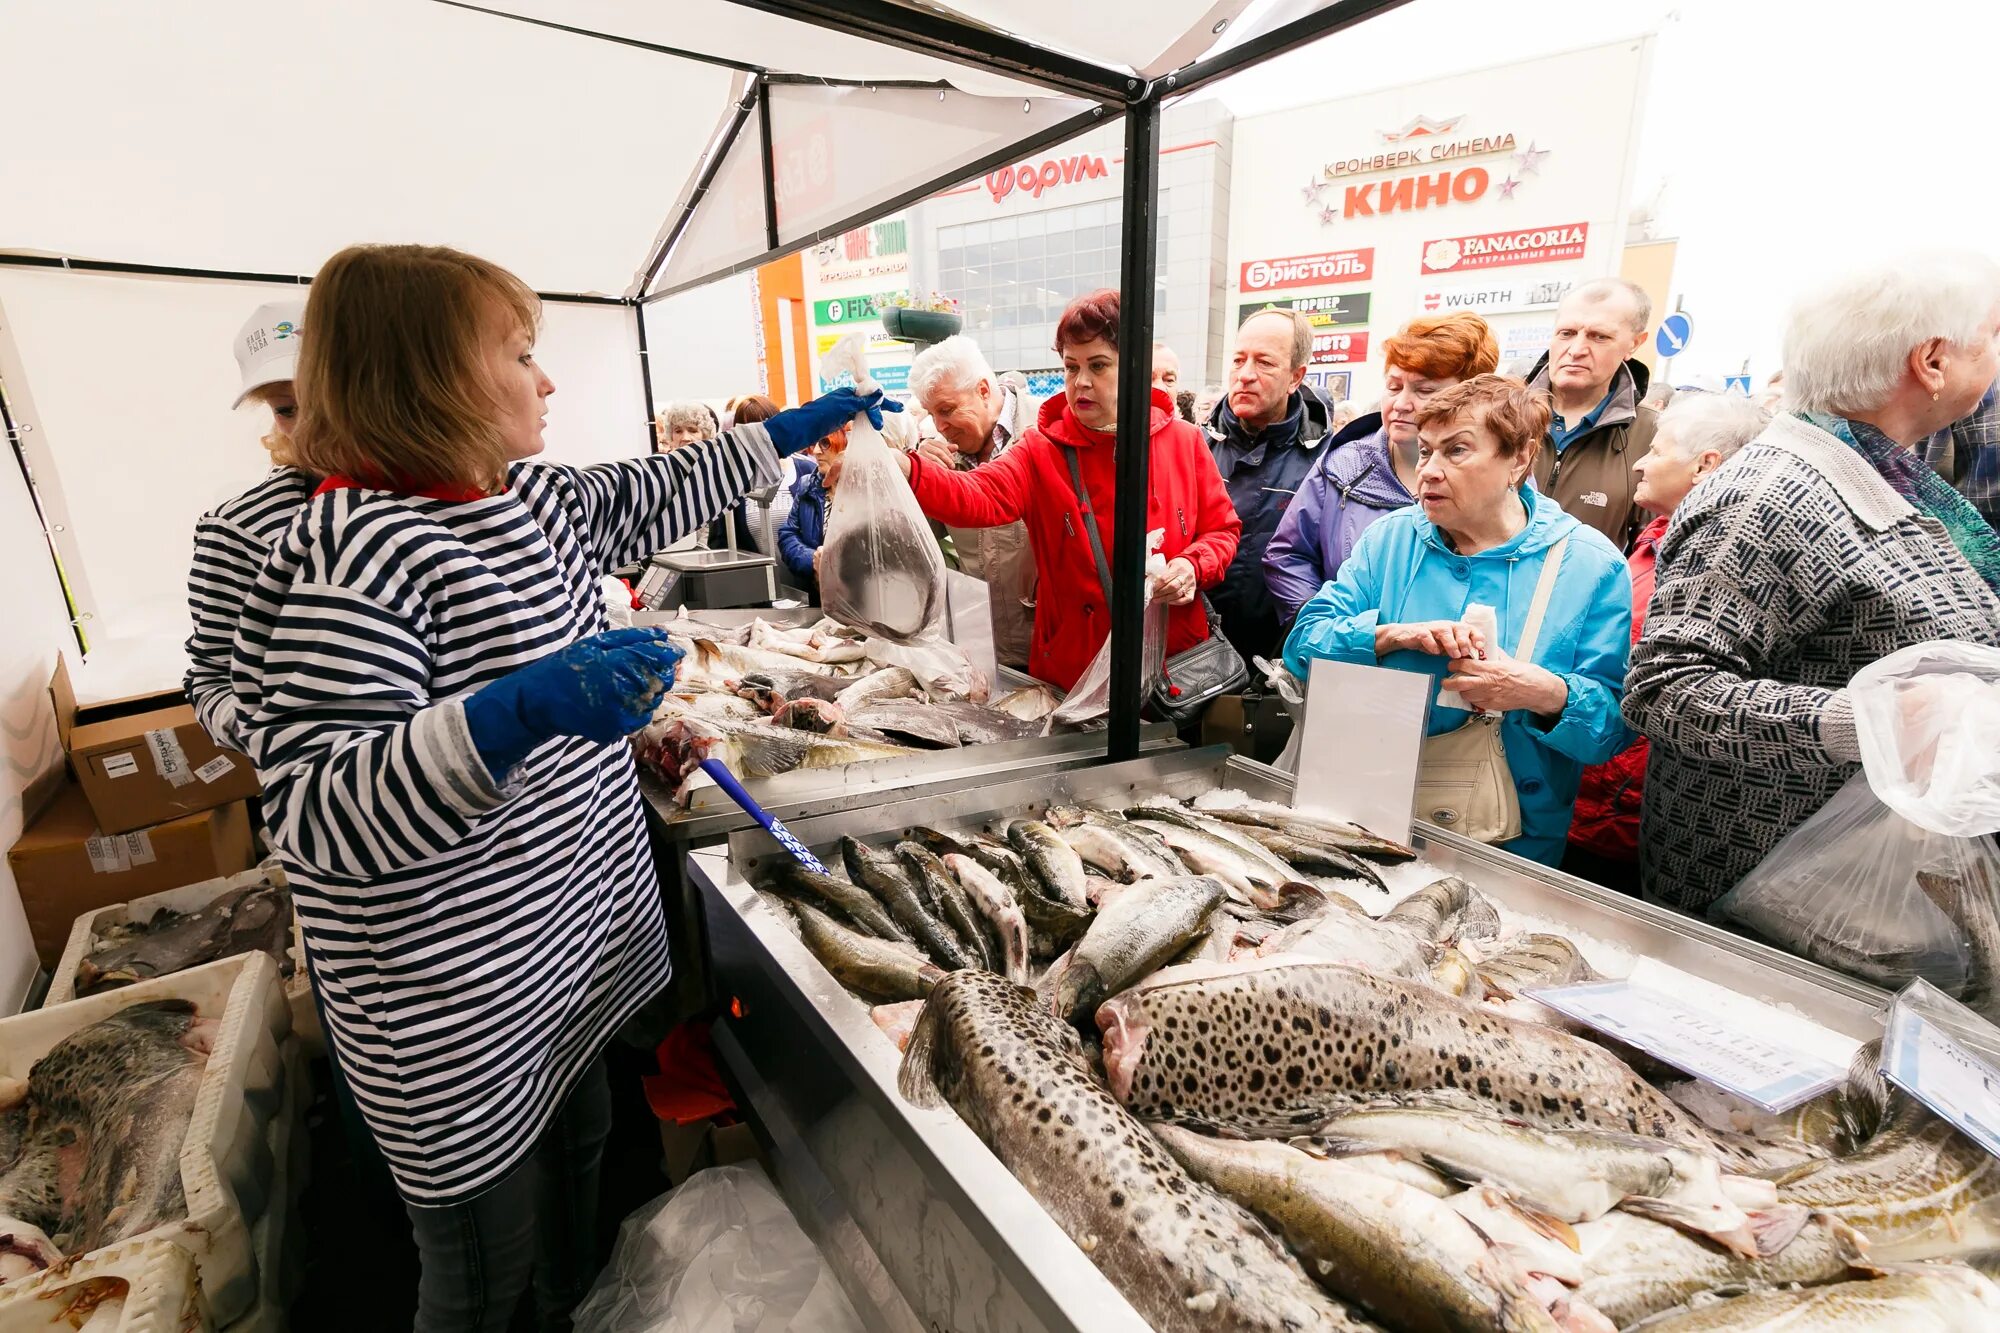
[
  {"xmin": 1882, "ymin": 979, "xmax": 2000, "ymax": 1160},
  {"xmin": 1528, "ymin": 978, "xmax": 1848, "ymax": 1111},
  {"xmin": 813, "ymin": 292, "xmax": 906, "ymax": 325}
]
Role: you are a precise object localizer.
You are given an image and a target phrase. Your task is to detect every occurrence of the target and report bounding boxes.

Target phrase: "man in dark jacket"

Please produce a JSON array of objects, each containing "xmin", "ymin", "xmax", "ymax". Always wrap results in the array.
[
  {"xmin": 1205, "ymin": 308, "xmax": 1334, "ymax": 663},
  {"xmin": 1527, "ymin": 278, "xmax": 1661, "ymax": 551}
]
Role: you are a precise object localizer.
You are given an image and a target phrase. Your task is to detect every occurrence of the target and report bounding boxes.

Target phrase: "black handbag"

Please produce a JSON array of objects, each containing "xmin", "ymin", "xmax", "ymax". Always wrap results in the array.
[{"xmin": 1060, "ymin": 447, "xmax": 1249, "ymax": 726}]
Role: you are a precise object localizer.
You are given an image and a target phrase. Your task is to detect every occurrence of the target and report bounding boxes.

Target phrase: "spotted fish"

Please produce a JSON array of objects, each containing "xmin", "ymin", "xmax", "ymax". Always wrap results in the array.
[
  {"xmin": 1095, "ymin": 960, "xmax": 1725, "ymax": 1150},
  {"xmin": 898, "ymin": 970, "xmax": 1372, "ymax": 1332}
]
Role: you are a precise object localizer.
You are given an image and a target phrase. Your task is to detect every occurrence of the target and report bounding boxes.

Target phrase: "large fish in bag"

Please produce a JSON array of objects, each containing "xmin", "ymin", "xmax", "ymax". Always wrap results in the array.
[{"xmin": 817, "ymin": 335, "xmax": 946, "ymax": 642}]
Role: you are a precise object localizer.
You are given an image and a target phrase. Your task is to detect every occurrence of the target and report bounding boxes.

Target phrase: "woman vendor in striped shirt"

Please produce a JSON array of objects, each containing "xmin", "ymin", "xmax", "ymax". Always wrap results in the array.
[{"xmin": 229, "ymin": 243, "xmax": 888, "ymax": 1332}]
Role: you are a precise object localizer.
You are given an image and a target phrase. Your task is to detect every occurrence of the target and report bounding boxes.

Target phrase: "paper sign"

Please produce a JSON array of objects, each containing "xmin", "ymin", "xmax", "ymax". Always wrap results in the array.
[
  {"xmin": 122, "ymin": 830, "xmax": 157, "ymax": 866},
  {"xmin": 1882, "ymin": 980, "xmax": 2000, "ymax": 1160},
  {"xmin": 102, "ymin": 752, "xmax": 139, "ymax": 780},
  {"xmin": 1529, "ymin": 979, "xmax": 1848, "ymax": 1112},
  {"xmin": 84, "ymin": 833, "xmax": 130, "ymax": 875},
  {"xmin": 1293, "ymin": 659, "xmax": 1432, "ymax": 843},
  {"xmin": 194, "ymin": 755, "xmax": 237, "ymax": 785},
  {"xmin": 145, "ymin": 729, "xmax": 195, "ymax": 788}
]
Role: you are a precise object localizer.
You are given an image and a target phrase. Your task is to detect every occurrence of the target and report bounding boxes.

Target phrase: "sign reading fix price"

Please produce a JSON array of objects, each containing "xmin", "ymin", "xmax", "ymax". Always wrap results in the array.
[{"xmin": 813, "ymin": 293, "xmax": 907, "ymax": 326}]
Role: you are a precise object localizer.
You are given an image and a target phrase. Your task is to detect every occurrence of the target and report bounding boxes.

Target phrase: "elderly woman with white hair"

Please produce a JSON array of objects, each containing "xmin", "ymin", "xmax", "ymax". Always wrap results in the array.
[
  {"xmin": 1564, "ymin": 392, "xmax": 1769, "ymax": 895},
  {"xmin": 1625, "ymin": 253, "xmax": 2000, "ymax": 915}
]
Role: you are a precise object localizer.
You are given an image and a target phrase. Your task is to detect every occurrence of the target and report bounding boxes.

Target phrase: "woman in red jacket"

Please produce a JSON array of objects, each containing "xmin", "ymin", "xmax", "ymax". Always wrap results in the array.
[{"xmin": 892, "ymin": 290, "xmax": 1241, "ymax": 690}]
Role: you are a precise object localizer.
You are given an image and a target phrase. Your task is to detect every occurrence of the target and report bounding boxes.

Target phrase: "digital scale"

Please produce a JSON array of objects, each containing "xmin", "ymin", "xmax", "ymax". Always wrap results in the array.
[{"xmin": 634, "ymin": 546, "xmax": 779, "ymax": 611}]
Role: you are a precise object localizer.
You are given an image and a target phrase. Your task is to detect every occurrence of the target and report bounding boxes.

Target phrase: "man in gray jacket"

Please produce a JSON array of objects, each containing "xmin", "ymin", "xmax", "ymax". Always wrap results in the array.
[
  {"xmin": 1526, "ymin": 278, "xmax": 1661, "ymax": 551},
  {"xmin": 910, "ymin": 336, "xmax": 1037, "ymax": 668}
]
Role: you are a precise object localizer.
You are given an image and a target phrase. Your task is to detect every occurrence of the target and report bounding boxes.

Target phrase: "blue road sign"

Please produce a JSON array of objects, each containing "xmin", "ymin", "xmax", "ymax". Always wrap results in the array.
[
  {"xmin": 1724, "ymin": 375, "xmax": 1752, "ymax": 396},
  {"xmin": 1656, "ymin": 312, "xmax": 1693, "ymax": 359}
]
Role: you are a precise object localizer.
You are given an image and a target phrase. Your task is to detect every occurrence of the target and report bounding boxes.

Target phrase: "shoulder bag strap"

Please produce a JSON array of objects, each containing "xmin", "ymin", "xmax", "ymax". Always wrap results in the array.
[
  {"xmin": 1512, "ymin": 534, "xmax": 1569, "ymax": 663},
  {"xmin": 1061, "ymin": 445, "xmax": 1116, "ymax": 602}
]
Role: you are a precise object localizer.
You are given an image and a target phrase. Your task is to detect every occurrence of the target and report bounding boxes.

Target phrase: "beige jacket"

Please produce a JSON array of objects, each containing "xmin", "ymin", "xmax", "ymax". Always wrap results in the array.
[{"xmin": 947, "ymin": 375, "xmax": 1038, "ymax": 668}]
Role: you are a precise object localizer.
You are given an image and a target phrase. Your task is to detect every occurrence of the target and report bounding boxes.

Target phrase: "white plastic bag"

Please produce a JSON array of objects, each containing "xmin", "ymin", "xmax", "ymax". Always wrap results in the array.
[
  {"xmin": 816, "ymin": 335, "xmax": 945, "ymax": 642},
  {"xmin": 1050, "ymin": 531, "xmax": 1168, "ymax": 729},
  {"xmin": 1850, "ymin": 640, "xmax": 2000, "ymax": 839},
  {"xmin": 1258, "ymin": 656, "xmax": 1308, "ymax": 775},
  {"xmin": 570, "ymin": 1164, "xmax": 867, "ymax": 1333},
  {"xmin": 860, "ymin": 634, "xmax": 990, "ymax": 703}
]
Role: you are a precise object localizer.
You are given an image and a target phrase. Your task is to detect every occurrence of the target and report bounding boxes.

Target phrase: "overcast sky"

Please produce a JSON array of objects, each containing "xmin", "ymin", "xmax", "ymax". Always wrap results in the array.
[{"xmin": 1198, "ymin": 0, "xmax": 1991, "ymax": 386}]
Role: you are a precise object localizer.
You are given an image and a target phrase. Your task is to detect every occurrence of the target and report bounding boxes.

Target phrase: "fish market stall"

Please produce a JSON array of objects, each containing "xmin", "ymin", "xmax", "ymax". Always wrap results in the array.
[{"xmin": 684, "ymin": 748, "xmax": 1943, "ymax": 1333}]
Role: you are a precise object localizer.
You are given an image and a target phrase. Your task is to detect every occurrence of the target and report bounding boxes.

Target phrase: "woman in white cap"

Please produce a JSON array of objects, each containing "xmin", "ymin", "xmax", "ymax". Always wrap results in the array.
[{"xmin": 183, "ymin": 299, "xmax": 315, "ymax": 750}]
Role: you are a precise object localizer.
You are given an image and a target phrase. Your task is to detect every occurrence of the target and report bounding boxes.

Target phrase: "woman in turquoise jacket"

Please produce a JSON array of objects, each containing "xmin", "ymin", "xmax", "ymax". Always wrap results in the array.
[{"xmin": 1283, "ymin": 375, "xmax": 1633, "ymax": 866}]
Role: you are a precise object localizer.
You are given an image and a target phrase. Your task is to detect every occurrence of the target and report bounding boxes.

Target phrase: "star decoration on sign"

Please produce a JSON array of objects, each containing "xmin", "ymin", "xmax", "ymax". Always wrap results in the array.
[
  {"xmin": 1302, "ymin": 178, "xmax": 1326, "ymax": 204},
  {"xmin": 1513, "ymin": 142, "xmax": 1549, "ymax": 175},
  {"xmin": 1318, "ymin": 205, "xmax": 1337, "ymax": 226},
  {"xmin": 1498, "ymin": 176, "xmax": 1521, "ymax": 199}
]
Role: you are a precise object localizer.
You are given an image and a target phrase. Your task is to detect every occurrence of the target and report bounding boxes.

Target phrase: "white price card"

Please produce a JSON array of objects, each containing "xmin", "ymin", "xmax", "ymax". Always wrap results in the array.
[
  {"xmin": 1528, "ymin": 979, "xmax": 1849, "ymax": 1112},
  {"xmin": 1882, "ymin": 979, "xmax": 2000, "ymax": 1160}
]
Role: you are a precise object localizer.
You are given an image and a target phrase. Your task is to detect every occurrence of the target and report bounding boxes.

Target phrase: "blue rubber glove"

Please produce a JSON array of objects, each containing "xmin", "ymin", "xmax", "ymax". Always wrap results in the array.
[
  {"xmin": 764, "ymin": 387, "xmax": 903, "ymax": 457},
  {"xmin": 462, "ymin": 628, "xmax": 684, "ymax": 781}
]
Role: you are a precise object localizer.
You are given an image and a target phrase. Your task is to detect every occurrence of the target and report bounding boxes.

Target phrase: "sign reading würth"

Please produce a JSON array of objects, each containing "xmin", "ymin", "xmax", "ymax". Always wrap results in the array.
[
  {"xmin": 1420, "ymin": 223, "xmax": 1588, "ymax": 275},
  {"xmin": 1240, "ymin": 248, "xmax": 1375, "ymax": 294}
]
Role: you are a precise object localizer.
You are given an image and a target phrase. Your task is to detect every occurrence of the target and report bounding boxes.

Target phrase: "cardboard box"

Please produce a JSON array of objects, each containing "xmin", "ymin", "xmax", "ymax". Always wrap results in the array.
[
  {"xmin": 658, "ymin": 1118, "xmax": 767, "ymax": 1186},
  {"xmin": 51, "ymin": 657, "xmax": 261, "ymax": 836},
  {"xmin": 7, "ymin": 781, "xmax": 257, "ymax": 968}
]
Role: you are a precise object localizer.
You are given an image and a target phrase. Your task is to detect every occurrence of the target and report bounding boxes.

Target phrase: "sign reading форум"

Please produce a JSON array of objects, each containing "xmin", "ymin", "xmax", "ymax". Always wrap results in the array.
[
  {"xmin": 1240, "ymin": 248, "xmax": 1375, "ymax": 295},
  {"xmin": 1238, "ymin": 292, "xmax": 1373, "ymax": 331}
]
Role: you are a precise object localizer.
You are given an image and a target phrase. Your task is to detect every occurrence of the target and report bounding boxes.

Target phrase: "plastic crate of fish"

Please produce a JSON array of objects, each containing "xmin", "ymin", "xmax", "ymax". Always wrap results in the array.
[
  {"xmin": 215, "ymin": 1043, "xmax": 309, "ymax": 1333},
  {"xmin": 0, "ymin": 1236, "xmax": 210, "ymax": 1333},
  {"xmin": 45, "ymin": 861, "xmax": 321, "ymax": 1057},
  {"xmin": 0, "ymin": 951, "xmax": 290, "ymax": 1325}
]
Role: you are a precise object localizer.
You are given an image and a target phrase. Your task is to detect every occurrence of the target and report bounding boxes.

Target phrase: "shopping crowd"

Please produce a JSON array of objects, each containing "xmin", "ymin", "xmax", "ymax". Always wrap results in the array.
[{"xmin": 188, "ymin": 241, "xmax": 2000, "ymax": 1331}]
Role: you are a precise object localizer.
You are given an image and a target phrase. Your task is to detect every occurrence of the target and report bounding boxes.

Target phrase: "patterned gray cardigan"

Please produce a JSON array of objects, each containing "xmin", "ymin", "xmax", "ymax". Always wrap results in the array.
[{"xmin": 1624, "ymin": 412, "xmax": 2000, "ymax": 913}]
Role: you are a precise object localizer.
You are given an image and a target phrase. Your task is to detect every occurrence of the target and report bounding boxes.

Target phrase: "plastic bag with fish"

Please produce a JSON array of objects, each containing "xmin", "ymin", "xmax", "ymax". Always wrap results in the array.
[
  {"xmin": 1049, "ymin": 531, "xmax": 1169, "ymax": 729},
  {"xmin": 816, "ymin": 335, "xmax": 945, "ymax": 642},
  {"xmin": 1711, "ymin": 770, "xmax": 2000, "ymax": 1004}
]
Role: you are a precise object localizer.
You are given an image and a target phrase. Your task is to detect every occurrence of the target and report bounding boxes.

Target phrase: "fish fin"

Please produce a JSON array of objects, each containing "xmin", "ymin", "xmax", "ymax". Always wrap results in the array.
[
  {"xmin": 1621, "ymin": 1196, "xmax": 1760, "ymax": 1258},
  {"xmin": 1743, "ymin": 1203, "xmax": 1814, "ymax": 1257},
  {"xmin": 1506, "ymin": 1199, "xmax": 1581, "ymax": 1252},
  {"xmin": 895, "ymin": 995, "xmax": 950, "ymax": 1109}
]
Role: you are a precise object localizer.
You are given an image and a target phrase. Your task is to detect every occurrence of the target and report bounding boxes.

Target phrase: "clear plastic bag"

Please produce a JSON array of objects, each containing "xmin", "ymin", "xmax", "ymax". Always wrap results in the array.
[
  {"xmin": 1258, "ymin": 656, "xmax": 1308, "ymax": 775},
  {"xmin": 1850, "ymin": 640, "xmax": 2000, "ymax": 839},
  {"xmin": 1050, "ymin": 531, "xmax": 1168, "ymax": 729},
  {"xmin": 570, "ymin": 1164, "xmax": 867, "ymax": 1333},
  {"xmin": 816, "ymin": 335, "xmax": 945, "ymax": 642}
]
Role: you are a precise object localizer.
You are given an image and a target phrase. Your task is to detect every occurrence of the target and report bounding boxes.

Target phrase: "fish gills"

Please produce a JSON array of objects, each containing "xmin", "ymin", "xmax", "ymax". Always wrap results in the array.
[
  {"xmin": 1049, "ymin": 876, "xmax": 1227, "ymax": 1024},
  {"xmin": 1006, "ymin": 821, "xmax": 1090, "ymax": 913},
  {"xmin": 840, "ymin": 838, "xmax": 972, "ymax": 971},
  {"xmin": 898, "ymin": 971, "xmax": 1371, "ymax": 1333}
]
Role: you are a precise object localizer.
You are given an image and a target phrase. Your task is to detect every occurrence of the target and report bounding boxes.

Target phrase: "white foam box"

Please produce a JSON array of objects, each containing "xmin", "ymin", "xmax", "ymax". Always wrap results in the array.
[
  {"xmin": 1, "ymin": 951, "xmax": 290, "ymax": 1325},
  {"xmin": 44, "ymin": 862, "xmax": 321, "ymax": 1058},
  {"xmin": 0, "ymin": 1237, "xmax": 210, "ymax": 1333},
  {"xmin": 216, "ymin": 1044, "xmax": 309, "ymax": 1333}
]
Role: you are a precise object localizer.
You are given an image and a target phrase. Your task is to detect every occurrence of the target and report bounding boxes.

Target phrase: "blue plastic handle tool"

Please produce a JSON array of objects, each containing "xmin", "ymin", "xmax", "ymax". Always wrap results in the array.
[{"xmin": 699, "ymin": 758, "xmax": 830, "ymax": 875}]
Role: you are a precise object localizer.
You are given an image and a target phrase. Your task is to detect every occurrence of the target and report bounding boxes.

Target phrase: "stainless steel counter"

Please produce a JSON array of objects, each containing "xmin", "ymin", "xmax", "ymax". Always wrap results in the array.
[{"xmin": 685, "ymin": 747, "xmax": 1891, "ymax": 1333}]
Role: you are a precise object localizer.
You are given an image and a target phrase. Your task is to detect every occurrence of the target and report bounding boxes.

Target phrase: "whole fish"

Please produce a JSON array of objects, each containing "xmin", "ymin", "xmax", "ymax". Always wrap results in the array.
[
  {"xmin": 847, "ymin": 699, "xmax": 962, "ymax": 749},
  {"xmin": 1045, "ymin": 808, "xmax": 1185, "ymax": 884},
  {"xmin": 787, "ymin": 901, "xmax": 944, "ymax": 1002},
  {"xmin": 933, "ymin": 702, "xmax": 1044, "ymax": 745},
  {"xmin": 898, "ymin": 843, "xmax": 997, "ymax": 973},
  {"xmin": 654, "ymin": 689, "xmax": 767, "ymax": 722},
  {"xmin": 1382, "ymin": 877, "xmax": 1503, "ymax": 946},
  {"xmin": 1572, "ymin": 1209, "xmax": 1869, "ymax": 1327},
  {"xmin": 1624, "ymin": 1265, "xmax": 2000, "ymax": 1331},
  {"xmin": 1151, "ymin": 1124, "xmax": 1567, "ymax": 1333},
  {"xmin": 899, "ymin": 971, "xmax": 1371, "ymax": 1332},
  {"xmin": 919, "ymin": 827, "xmax": 1091, "ymax": 957},
  {"xmin": 839, "ymin": 837, "xmax": 972, "ymax": 971},
  {"xmin": 1048, "ymin": 876, "xmax": 1227, "ymax": 1023},
  {"xmin": 1311, "ymin": 1107, "xmax": 1764, "ymax": 1252},
  {"xmin": 1097, "ymin": 960, "xmax": 1724, "ymax": 1150},
  {"xmin": 1770, "ymin": 1088, "xmax": 2000, "ymax": 1260},
  {"xmin": 1255, "ymin": 904, "xmax": 1435, "ymax": 982},
  {"xmin": 747, "ymin": 619, "xmax": 871, "ymax": 665},
  {"xmin": 833, "ymin": 666, "xmax": 920, "ymax": 713},
  {"xmin": 684, "ymin": 636, "xmax": 866, "ymax": 684},
  {"xmin": 1214, "ymin": 823, "xmax": 1390, "ymax": 889},
  {"xmin": 755, "ymin": 860, "xmax": 911, "ymax": 944},
  {"xmin": 1473, "ymin": 934, "xmax": 1602, "ymax": 995},
  {"xmin": 75, "ymin": 880, "xmax": 294, "ymax": 995},
  {"xmin": 1918, "ymin": 862, "xmax": 2000, "ymax": 1022},
  {"xmin": 942, "ymin": 854, "xmax": 1030, "ymax": 984},
  {"xmin": 1187, "ymin": 797, "xmax": 1418, "ymax": 862},
  {"xmin": 1126, "ymin": 809, "xmax": 1295, "ymax": 908},
  {"xmin": 1006, "ymin": 820, "xmax": 1090, "ymax": 913},
  {"xmin": 0, "ymin": 1000, "xmax": 215, "ymax": 1273}
]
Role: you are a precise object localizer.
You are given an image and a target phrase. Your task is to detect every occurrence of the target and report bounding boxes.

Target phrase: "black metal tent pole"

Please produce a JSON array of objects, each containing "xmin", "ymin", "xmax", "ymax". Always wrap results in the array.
[
  {"xmin": 1106, "ymin": 102, "xmax": 1161, "ymax": 762},
  {"xmin": 633, "ymin": 303, "xmax": 658, "ymax": 453}
]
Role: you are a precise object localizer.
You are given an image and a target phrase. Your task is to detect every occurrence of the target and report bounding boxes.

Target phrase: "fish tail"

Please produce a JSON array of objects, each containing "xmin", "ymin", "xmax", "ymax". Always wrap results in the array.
[{"xmin": 896, "ymin": 993, "xmax": 951, "ymax": 1109}]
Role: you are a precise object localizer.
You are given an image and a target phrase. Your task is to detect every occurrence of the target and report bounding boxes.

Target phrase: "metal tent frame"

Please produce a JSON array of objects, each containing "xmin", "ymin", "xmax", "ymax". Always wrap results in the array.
[{"xmin": 2, "ymin": 0, "xmax": 1414, "ymax": 743}]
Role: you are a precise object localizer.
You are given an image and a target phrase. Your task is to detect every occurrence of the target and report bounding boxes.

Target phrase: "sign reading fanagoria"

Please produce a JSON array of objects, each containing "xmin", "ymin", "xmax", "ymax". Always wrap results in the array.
[{"xmin": 1420, "ymin": 223, "xmax": 1589, "ymax": 275}]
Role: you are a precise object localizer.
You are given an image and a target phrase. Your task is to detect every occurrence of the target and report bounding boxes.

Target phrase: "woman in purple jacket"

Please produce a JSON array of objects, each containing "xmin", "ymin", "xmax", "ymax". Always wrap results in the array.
[{"xmin": 1265, "ymin": 312, "xmax": 1499, "ymax": 621}]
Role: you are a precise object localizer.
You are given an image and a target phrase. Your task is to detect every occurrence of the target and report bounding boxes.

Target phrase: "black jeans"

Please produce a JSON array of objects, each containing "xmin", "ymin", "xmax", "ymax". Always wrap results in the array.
[{"xmin": 404, "ymin": 1058, "xmax": 613, "ymax": 1333}]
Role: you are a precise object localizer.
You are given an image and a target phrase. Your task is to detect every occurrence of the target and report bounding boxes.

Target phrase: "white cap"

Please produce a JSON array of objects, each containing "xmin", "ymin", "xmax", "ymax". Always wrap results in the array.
[{"xmin": 231, "ymin": 299, "xmax": 306, "ymax": 408}]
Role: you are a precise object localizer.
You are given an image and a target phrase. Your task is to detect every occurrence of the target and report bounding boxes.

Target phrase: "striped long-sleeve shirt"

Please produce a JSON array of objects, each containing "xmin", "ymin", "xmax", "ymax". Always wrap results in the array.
[
  {"xmin": 230, "ymin": 428, "xmax": 779, "ymax": 1204},
  {"xmin": 184, "ymin": 467, "xmax": 316, "ymax": 749}
]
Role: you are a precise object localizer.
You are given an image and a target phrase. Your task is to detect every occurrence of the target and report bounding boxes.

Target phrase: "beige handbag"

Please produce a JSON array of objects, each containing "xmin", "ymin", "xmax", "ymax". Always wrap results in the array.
[{"xmin": 1412, "ymin": 535, "xmax": 1569, "ymax": 843}]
